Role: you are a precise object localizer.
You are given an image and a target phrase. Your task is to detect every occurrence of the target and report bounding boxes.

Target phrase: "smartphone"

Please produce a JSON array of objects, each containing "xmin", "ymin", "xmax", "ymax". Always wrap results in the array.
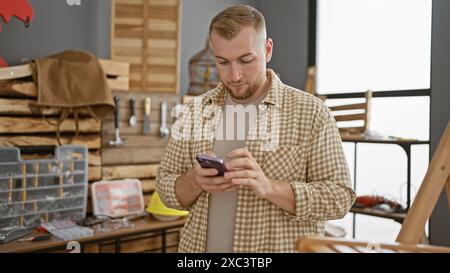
[{"xmin": 196, "ymin": 155, "xmax": 226, "ymax": 176}]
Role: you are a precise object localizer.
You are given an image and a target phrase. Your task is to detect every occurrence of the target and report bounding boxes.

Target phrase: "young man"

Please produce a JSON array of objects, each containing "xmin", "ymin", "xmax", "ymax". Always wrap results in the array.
[{"xmin": 156, "ymin": 5, "xmax": 355, "ymax": 252}]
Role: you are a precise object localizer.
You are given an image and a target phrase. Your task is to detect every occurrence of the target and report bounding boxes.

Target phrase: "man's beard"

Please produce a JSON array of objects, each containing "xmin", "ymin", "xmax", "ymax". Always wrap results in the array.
[
  {"xmin": 224, "ymin": 82, "xmax": 255, "ymax": 100},
  {"xmin": 222, "ymin": 74, "xmax": 264, "ymax": 101}
]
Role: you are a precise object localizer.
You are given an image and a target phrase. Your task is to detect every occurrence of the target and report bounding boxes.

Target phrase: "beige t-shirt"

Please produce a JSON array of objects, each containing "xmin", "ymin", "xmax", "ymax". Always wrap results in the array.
[{"xmin": 206, "ymin": 91, "xmax": 266, "ymax": 253}]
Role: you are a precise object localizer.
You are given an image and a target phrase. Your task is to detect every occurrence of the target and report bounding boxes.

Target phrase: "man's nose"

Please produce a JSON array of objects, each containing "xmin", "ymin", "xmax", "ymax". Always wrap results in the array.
[{"xmin": 230, "ymin": 63, "xmax": 242, "ymax": 82}]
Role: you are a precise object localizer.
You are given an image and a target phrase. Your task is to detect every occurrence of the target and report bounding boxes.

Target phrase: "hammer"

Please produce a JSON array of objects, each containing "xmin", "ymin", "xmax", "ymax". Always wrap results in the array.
[{"xmin": 109, "ymin": 96, "xmax": 125, "ymax": 146}]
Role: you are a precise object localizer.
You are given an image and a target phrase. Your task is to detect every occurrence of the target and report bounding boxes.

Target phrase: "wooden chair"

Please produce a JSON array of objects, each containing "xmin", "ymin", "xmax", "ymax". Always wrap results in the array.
[
  {"xmin": 297, "ymin": 121, "xmax": 450, "ymax": 253},
  {"xmin": 325, "ymin": 90, "xmax": 372, "ymax": 136}
]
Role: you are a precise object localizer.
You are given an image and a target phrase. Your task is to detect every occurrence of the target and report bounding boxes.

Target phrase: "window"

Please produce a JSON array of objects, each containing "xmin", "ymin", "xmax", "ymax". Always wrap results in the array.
[
  {"xmin": 316, "ymin": 0, "xmax": 432, "ymax": 94},
  {"xmin": 315, "ymin": 0, "xmax": 432, "ymax": 241}
]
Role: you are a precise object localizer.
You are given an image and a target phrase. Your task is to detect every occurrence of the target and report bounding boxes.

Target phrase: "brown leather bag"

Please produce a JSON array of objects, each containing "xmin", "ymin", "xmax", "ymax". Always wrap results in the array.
[{"xmin": 32, "ymin": 50, "xmax": 115, "ymax": 145}]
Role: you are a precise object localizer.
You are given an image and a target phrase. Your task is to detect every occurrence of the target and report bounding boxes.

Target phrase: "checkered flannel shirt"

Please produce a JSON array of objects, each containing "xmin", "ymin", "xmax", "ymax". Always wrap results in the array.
[{"xmin": 156, "ymin": 70, "xmax": 355, "ymax": 252}]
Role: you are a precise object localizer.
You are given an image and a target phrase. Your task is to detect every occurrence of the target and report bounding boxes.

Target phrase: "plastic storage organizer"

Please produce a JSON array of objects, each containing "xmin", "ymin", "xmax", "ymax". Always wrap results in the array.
[{"xmin": 0, "ymin": 145, "xmax": 88, "ymax": 229}]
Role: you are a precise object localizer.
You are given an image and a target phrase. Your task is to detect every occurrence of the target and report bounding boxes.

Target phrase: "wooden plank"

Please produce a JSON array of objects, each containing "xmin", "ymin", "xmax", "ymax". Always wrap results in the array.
[
  {"xmin": 297, "ymin": 236, "xmax": 450, "ymax": 253},
  {"xmin": 102, "ymin": 146, "xmax": 167, "ymax": 165},
  {"xmin": 141, "ymin": 179, "xmax": 156, "ymax": 193},
  {"xmin": 99, "ymin": 59, "xmax": 130, "ymax": 77},
  {"xmin": 111, "ymin": 89, "xmax": 180, "ymax": 106},
  {"xmin": 0, "ymin": 98, "xmax": 93, "ymax": 116},
  {"xmin": 0, "ymin": 81, "xmax": 37, "ymax": 97},
  {"xmin": 108, "ymin": 77, "xmax": 129, "ymax": 90},
  {"xmin": 101, "ymin": 135, "xmax": 169, "ymax": 148},
  {"xmin": 0, "ymin": 117, "xmax": 100, "ymax": 133},
  {"xmin": 329, "ymin": 103, "xmax": 366, "ymax": 112},
  {"xmin": 396, "ymin": 122, "xmax": 450, "ymax": 244},
  {"xmin": 102, "ymin": 121, "xmax": 170, "ymax": 135},
  {"xmin": 142, "ymin": 0, "xmax": 149, "ymax": 90},
  {"xmin": 20, "ymin": 151, "xmax": 101, "ymax": 167},
  {"xmin": 0, "ymin": 60, "xmax": 128, "ymax": 91},
  {"xmin": 0, "ymin": 64, "xmax": 33, "ymax": 80},
  {"xmin": 89, "ymin": 166, "xmax": 102, "ymax": 181},
  {"xmin": 103, "ymin": 107, "xmax": 175, "ymax": 124},
  {"xmin": 150, "ymin": 0, "xmax": 178, "ymax": 6},
  {"xmin": 328, "ymin": 244, "xmax": 360, "ymax": 253},
  {"xmin": 334, "ymin": 113, "xmax": 366, "ymax": 122},
  {"xmin": 447, "ymin": 176, "xmax": 450, "ymax": 210},
  {"xmin": 0, "ymin": 134, "xmax": 101, "ymax": 149},
  {"xmin": 102, "ymin": 164, "xmax": 159, "ymax": 180}
]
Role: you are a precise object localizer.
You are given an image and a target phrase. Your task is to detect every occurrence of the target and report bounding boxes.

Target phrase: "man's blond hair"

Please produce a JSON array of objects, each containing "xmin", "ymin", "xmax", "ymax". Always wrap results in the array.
[{"xmin": 209, "ymin": 5, "xmax": 266, "ymax": 41}]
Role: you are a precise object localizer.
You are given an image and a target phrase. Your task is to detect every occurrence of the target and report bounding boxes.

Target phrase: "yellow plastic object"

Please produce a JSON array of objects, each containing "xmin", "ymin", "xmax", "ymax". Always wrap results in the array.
[{"xmin": 146, "ymin": 191, "xmax": 188, "ymax": 220}]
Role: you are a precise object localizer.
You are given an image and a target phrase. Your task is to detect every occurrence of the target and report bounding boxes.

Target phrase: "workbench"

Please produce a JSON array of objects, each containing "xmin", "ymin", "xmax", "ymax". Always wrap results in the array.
[{"xmin": 0, "ymin": 216, "xmax": 185, "ymax": 253}]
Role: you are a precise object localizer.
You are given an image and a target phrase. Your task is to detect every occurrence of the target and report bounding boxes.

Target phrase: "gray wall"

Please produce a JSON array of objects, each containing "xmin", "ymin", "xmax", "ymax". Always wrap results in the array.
[
  {"xmin": 429, "ymin": 0, "xmax": 450, "ymax": 247},
  {"xmin": 180, "ymin": 0, "xmax": 257, "ymax": 95},
  {"xmin": 256, "ymin": 0, "xmax": 309, "ymax": 90},
  {"xmin": 0, "ymin": 0, "xmax": 111, "ymax": 65}
]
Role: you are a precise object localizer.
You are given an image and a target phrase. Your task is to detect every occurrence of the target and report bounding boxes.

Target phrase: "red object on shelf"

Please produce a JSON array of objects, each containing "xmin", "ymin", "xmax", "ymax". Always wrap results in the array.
[
  {"xmin": 0, "ymin": 56, "xmax": 7, "ymax": 67},
  {"xmin": 0, "ymin": 0, "xmax": 34, "ymax": 32}
]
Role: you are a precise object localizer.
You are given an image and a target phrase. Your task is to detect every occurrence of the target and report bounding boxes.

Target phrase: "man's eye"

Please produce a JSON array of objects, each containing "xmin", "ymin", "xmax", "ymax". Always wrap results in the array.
[
  {"xmin": 218, "ymin": 61, "xmax": 228, "ymax": 65},
  {"xmin": 240, "ymin": 59, "xmax": 253, "ymax": 64}
]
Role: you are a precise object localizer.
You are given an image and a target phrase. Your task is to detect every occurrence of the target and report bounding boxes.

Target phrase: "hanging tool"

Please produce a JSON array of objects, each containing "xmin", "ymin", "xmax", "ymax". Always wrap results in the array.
[
  {"xmin": 159, "ymin": 101, "xmax": 169, "ymax": 138},
  {"xmin": 143, "ymin": 97, "xmax": 151, "ymax": 135},
  {"xmin": 128, "ymin": 97, "xmax": 137, "ymax": 127},
  {"xmin": 109, "ymin": 96, "xmax": 125, "ymax": 146}
]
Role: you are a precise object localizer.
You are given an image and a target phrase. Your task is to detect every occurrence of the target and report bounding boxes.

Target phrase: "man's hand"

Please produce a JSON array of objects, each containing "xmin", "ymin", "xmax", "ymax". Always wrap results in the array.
[
  {"xmin": 224, "ymin": 148, "xmax": 296, "ymax": 214},
  {"xmin": 188, "ymin": 152, "xmax": 238, "ymax": 194},
  {"xmin": 223, "ymin": 148, "xmax": 272, "ymax": 199}
]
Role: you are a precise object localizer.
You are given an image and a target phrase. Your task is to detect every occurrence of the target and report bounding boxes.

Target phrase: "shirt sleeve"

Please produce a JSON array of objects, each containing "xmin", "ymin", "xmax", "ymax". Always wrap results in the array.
[
  {"xmin": 156, "ymin": 136, "xmax": 192, "ymax": 211},
  {"xmin": 286, "ymin": 104, "xmax": 356, "ymax": 221}
]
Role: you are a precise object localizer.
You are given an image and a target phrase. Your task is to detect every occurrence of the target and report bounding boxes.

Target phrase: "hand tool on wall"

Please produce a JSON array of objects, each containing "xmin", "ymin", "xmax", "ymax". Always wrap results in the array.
[
  {"xmin": 128, "ymin": 97, "xmax": 137, "ymax": 127},
  {"xmin": 159, "ymin": 101, "xmax": 169, "ymax": 139},
  {"xmin": 109, "ymin": 96, "xmax": 125, "ymax": 146},
  {"xmin": 143, "ymin": 97, "xmax": 151, "ymax": 135}
]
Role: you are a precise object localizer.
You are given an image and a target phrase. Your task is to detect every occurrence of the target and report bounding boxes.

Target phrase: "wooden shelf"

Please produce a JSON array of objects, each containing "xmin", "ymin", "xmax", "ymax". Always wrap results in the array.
[{"xmin": 350, "ymin": 207, "xmax": 406, "ymax": 222}]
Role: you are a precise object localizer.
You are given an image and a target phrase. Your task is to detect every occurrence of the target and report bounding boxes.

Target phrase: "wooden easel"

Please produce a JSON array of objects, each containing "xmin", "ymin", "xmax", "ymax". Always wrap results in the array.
[
  {"xmin": 298, "ymin": 121, "xmax": 450, "ymax": 252},
  {"xmin": 396, "ymin": 121, "xmax": 450, "ymax": 244}
]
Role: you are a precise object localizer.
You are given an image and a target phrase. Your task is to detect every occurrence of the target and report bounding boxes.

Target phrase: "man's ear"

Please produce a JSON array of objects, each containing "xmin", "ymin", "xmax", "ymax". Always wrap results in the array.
[{"xmin": 265, "ymin": 38, "xmax": 273, "ymax": 63}]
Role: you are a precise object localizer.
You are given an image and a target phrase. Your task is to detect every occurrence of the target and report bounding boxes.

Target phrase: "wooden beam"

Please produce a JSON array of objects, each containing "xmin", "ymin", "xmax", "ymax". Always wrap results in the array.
[
  {"xmin": 102, "ymin": 121, "xmax": 169, "ymax": 135},
  {"xmin": 0, "ymin": 117, "xmax": 100, "ymax": 133},
  {"xmin": 89, "ymin": 166, "xmax": 102, "ymax": 181},
  {"xmin": 0, "ymin": 81, "xmax": 37, "ymax": 97},
  {"xmin": 101, "ymin": 135, "xmax": 168, "ymax": 148},
  {"xmin": 0, "ymin": 64, "xmax": 33, "ymax": 80},
  {"xmin": 396, "ymin": 122, "xmax": 450, "ymax": 244},
  {"xmin": 20, "ymin": 150, "xmax": 101, "ymax": 167},
  {"xmin": 329, "ymin": 103, "xmax": 366, "ymax": 112},
  {"xmin": 0, "ymin": 134, "xmax": 101, "ymax": 149},
  {"xmin": 0, "ymin": 98, "xmax": 95, "ymax": 116},
  {"xmin": 99, "ymin": 59, "xmax": 130, "ymax": 77},
  {"xmin": 334, "ymin": 113, "xmax": 366, "ymax": 122},
  {"xmin": 102, "ymin": 146, "xmax": 166, "ymax": 165},
  {"xmin": 297, "ymin": 236, "xmax": 450, "ymax": 253},
  {"xmin": 102, "ymin": 164, "xmax": 159, "ymax": 180},
  {"xmin": 141, "ymin": 179, "xmax": 156, "ymax": 193}
]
